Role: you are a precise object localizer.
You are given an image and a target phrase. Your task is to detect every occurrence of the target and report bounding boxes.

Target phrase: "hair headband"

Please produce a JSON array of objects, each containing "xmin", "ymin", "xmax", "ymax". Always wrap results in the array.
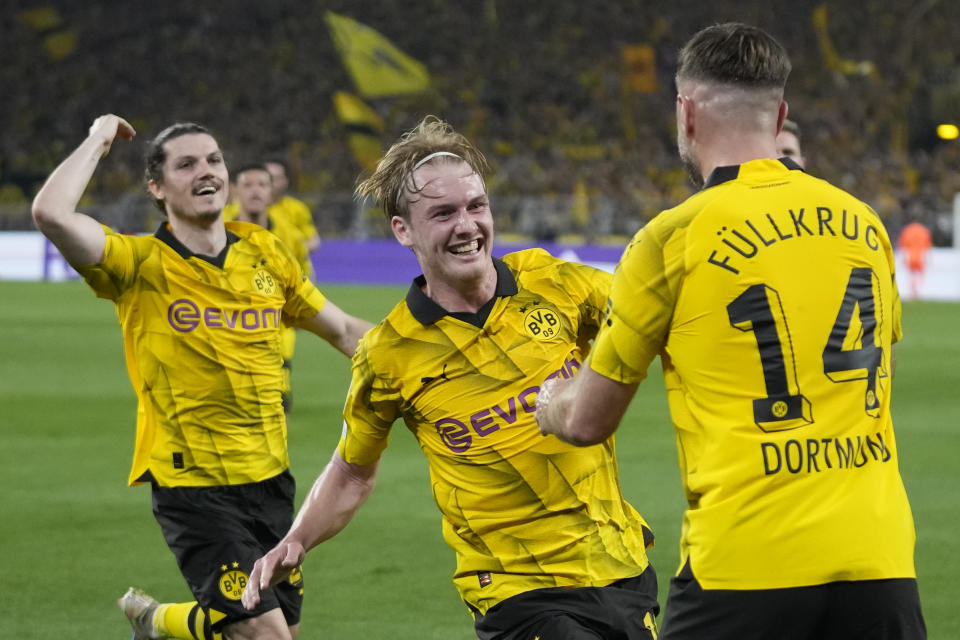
[
  {"xmin": 394, "ymin": 151, "xmax": 466, "ymax": 214},
  {"xmin": 412, "ymin": 151, "xmax": 463, "ymax": 171}
]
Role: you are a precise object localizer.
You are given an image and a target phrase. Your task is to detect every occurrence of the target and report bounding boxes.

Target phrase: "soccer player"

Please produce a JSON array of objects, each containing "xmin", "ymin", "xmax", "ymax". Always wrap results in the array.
[
  {"xmin": 232, "ymin": 162, "xmax": 310, "ymax": 412},
  {"xmin": 537, "ymin": 23, "xmax": 926, "ymax": 639},
  {"xmin": 265, "ymin": 159, "xmax": 321, "ymax": 258},
  {"xmin": 775, "ymin": 117, "xmax": 806, "ymax": 168},
  {"xmin": 221, "ymin": 159, "xmax": 319, "ymax": 278},
  {"xmin": 242, "ymin": 116, "xmax": 660, "ymax": 639},
  {"xmin": 31, "ymin": 114, "xmax": 373, "ymax": 640}
]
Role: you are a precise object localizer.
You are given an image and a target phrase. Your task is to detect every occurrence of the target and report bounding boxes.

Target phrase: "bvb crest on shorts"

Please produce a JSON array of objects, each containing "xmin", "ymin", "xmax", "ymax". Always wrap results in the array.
[
  {"xmin": 288, "ymin": 564, "xmax": 304, "ymax": 586},
  {"xmin": 218, "ymin": 562, "xmax": 249, "ymax": 601}
]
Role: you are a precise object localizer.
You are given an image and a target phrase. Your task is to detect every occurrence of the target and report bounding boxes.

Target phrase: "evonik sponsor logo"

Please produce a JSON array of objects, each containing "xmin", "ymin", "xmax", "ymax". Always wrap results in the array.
[
  {"xmin": 167, "ymin": 298, "xmax": 283, "ymax": 333},
  {"xmin": 435, "ymin": 353, "xmax": 582, "ymax": 453}
]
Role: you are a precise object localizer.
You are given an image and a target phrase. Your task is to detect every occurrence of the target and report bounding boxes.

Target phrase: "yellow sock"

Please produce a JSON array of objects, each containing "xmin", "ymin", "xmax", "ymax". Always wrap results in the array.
[{"xmin": 154, "ymin": 602, "xmax": 220, "ymax": 640}]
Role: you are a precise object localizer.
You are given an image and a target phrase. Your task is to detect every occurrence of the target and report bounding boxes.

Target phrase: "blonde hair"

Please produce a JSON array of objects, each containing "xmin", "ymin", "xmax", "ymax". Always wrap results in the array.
[{"xmin": 355, "ymin": 115, "xmax": 488, "ymax": 219}]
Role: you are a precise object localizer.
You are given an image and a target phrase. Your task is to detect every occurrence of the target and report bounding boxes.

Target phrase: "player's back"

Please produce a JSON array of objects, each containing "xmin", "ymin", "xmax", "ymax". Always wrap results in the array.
[{"xmin": 650, "ymin": 158, "xmax": 915, "ymax": 590}]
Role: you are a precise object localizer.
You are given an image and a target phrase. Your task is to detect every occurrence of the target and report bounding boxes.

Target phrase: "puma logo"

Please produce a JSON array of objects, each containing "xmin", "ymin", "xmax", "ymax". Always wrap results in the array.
[{"xmin": 420, "ymin": 363, "xmax": 449, "ymax": 385}]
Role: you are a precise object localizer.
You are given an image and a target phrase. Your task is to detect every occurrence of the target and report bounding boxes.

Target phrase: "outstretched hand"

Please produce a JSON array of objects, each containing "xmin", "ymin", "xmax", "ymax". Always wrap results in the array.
[
  {"xmin": 88, "ymin": 114, "xmax": 136, "ymax": 157},
  {"xmin": 241, "ymin": 539, "xmax": 306, "ymax": 610}
]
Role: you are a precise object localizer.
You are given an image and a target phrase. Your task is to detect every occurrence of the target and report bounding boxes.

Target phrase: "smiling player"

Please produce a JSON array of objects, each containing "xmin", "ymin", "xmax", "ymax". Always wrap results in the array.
[
  {"xmin": 242, "ymin": 116, "xmax": 661, "ymax": 640},
  {"xmin": 31, "ymin": 115, "xmax": 372, "ymax": 640}
]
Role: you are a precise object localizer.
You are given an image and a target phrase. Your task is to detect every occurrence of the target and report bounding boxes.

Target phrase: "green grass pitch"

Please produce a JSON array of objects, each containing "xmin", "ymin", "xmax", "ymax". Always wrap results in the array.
[{"xmin": 1, "ymin": 281, "xmax": 957, "ymax": 638}]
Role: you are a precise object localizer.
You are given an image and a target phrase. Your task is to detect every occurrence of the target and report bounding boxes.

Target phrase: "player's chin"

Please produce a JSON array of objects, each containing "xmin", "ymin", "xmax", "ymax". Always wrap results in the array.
[{"xmin": 195, "ymin": 208, "xmax": 223, "ymax": 223}]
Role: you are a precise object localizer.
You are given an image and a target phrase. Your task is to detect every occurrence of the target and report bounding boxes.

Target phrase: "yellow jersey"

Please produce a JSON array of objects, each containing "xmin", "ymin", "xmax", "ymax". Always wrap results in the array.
[
  {"xmin": 339, "ymin": 249, "xmax": 652, "ymax": 614},
  {"xmin": 78, "ymin": 221, "xmax": 326, "ymax": 487},
  {"xmin": 223, "ymin": 201, "xmax": 315, "ymax": 277},
  {"xmin": 591, "ymin": 158, "xmax": 916, "ymax": 590}
]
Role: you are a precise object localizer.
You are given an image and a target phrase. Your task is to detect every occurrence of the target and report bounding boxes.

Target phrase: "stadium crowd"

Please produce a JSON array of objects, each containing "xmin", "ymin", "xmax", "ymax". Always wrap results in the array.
[{"xmin": 2, "ymin": 0, "xmax": 958, "ymax": 244}]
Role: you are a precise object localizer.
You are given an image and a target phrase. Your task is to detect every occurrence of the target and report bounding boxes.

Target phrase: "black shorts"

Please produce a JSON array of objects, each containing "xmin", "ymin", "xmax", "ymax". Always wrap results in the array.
[
  {"xmin": 660, "ymin": 561, "xmax": 926, "ymax": 640},
  {"xmin": 472, "ymin": 566, "xmax": 660, "ymax": 640},
  {"xmin": 151, "ymin": 470, "xmax": 304, "ymax": 631}
]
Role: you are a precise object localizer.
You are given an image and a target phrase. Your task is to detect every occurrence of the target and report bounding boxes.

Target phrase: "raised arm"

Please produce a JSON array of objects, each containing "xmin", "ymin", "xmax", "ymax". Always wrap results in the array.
[
  {"xmin": 31, "ymin": 115, "xmax": 136, "ymax": 268},
  {"xmin": 297, "ymin": 300, "xmax": 374, "ymax": 357},
  {"xmin": 241, "ymin": 450, "xmax": 378, "ymax": 610}
]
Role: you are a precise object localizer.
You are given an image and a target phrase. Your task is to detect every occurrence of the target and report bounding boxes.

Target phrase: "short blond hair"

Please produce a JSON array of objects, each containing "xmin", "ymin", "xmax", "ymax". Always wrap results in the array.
[{"xmin": 355, "ymin": 116, "xmax": 488, "ymax": 220}]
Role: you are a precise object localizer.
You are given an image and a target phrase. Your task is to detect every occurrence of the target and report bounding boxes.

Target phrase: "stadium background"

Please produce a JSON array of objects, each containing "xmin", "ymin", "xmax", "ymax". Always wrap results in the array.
[
  {"xmin": 2, "ymin": 1, "xmax": 959, "ymax": 638},
  {"xmin": 1, "ymin": 1, "xmax": 959, "ymax": 243}
]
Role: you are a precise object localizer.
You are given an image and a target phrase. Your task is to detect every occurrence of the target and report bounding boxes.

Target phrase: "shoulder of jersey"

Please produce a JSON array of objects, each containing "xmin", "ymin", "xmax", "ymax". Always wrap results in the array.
[
  {"xmin": 359, "ymin": 299, "xmax": 414, "ymax": 364},
  {"xmin": 225, "ymin": 220, "xmax": 263, "ymax": 235},
  {"xmin": 501, "ymin": 246, "xmax": 558, "ymax": 271}
]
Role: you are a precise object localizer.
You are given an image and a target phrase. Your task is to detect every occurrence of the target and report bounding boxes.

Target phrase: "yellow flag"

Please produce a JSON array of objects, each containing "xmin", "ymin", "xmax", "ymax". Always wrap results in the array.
[
  {"xmin": 333, "ymin": 91, "xmax": 384, "ymax": 134},
  {"xmin": 325, "ymin": 11, "xmax": 430, "ymax": 98},
  {"xmin": 333, "ymin": 92, "xmax": 384, "ymax": 171}
]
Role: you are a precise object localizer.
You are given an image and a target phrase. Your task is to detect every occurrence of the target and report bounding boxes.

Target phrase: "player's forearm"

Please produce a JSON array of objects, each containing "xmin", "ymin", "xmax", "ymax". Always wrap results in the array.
[
  {"xmin": 32, "ymin": 133, "xmax": 110, "ymax": 231},
  {"xmin": 537, "ymin": 369, "xmax": 636, "ymax": 446},
  {"xmin": 536, "ymin": 376, "xmax": 589, "ymax": 444},
  {"xmin": 285, "ymin": 452, "xmax": 377, "ymax": 551},
  {"xmin": 299, "ymin": 304, "xmax": 373, "ymax": 358},
  {"xmin": 340, "ymin": 316, "xmax": 374, "ymax": 357}
]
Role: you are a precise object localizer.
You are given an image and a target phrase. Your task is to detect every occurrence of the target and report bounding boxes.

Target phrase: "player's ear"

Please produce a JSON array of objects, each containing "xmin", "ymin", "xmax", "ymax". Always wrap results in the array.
[
  {"xmin": 391, "ymin": 215, "xmax": 413, "ymax": 248},
  {"xmin": 776, "ymin": 100, "xmax": 788, "ymax": 135},
  {"xmin": 679, "ymin": 95, "xmax": 695, "ymax": 137},
  {"xmin": 147, "ymin": 179, "xmax": 164, "ymax": 201}
]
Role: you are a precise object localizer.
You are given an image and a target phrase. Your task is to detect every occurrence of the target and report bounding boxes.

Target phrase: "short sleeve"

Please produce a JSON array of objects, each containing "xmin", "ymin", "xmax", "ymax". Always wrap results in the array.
[
  {"xmin": 589, "ymin": 223, "xmax": 681, "ymax": 383},
  {"xmin": 76, "ymin": 227, "xmax": 141, "ymax": 301},
  {"xmin": 337, "ymin": 337, "xmax": 399, "ymax": 466}
]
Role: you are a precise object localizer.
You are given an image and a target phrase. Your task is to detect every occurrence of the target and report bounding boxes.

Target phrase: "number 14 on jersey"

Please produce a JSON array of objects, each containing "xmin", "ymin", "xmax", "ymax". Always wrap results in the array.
[{"xmin": 728, "ymin": 267, "xmax": 886, "ymax": 432}]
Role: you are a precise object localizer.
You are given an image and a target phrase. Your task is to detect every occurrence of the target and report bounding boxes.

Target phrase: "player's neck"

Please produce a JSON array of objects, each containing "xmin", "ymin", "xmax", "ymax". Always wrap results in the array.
[
  {"xmin": 699, "ymin": 136, "xmax": 779, "ymax": 178},
  {"xmin": 424, "ymin": 268, "xmax": 497, "ymax": 314},
  {"xmin": 167, "ymin": 214, "xmax": 227, "ymax": 257}
]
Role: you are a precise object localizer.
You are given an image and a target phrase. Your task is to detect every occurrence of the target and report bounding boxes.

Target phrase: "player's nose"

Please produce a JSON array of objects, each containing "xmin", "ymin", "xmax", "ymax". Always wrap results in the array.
[{"xmin": 453, "ymin": 209, "xmax": 475, "ymax": 232}]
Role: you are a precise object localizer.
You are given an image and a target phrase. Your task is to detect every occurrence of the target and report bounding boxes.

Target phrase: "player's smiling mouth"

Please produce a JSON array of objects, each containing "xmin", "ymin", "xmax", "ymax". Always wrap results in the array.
[
  {"xmin": 193, "ymin": 183, "xmax": 219, "ymax": 196},
  {"xmin": 450, "ymin": 239, "xmax": 480, "ymax": 255}
]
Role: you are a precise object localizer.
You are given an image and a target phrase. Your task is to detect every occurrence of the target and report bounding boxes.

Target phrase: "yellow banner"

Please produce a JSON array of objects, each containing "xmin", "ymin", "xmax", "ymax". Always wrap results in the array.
[
  {"xmin": 333, "ymin": 92, "xmax": 384, "ymax": 171},
  {"xmin": 621, "ymin": 44, "xmax": 657, "ymax": 93},
  {"xmin": 325, "ymin": 11, "xmax": 430, "ymax": 98},
  {"xmin": 333, "ymin": 91, "xmax": 384, "ymax": 133}
]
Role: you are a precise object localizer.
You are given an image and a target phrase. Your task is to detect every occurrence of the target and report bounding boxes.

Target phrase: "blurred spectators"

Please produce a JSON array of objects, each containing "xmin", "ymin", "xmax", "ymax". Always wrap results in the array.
[{"xmin": 2, "ymin": 0, "xmax": 958, "ymax": 244}]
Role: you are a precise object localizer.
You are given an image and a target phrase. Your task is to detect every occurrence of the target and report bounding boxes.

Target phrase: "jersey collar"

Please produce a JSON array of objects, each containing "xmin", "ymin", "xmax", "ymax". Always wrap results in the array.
[
  {"xmin": 154, "ymin": 222, "xmax": 240, "ymax": 269},
  {"xmin": 703, "ymin": 157, "xmax": 803, "ymax": 190},
  {"xmin": 406, "ymin": 256, "xmax": 519, "ymax": 326}
]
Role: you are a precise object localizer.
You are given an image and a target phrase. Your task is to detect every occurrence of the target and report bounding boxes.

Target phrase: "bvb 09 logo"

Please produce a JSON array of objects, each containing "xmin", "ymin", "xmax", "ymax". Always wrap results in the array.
[
  {"xmin": 218, "ymin": 564, "xmax": 249, "ymax": 601},
  {"xmin": 253, "ymin": 269, "xmax": 277, "ymax": 296},
  {"xmin": 524, "ymin": 307, "xmax": 561, "ymax": 342}
]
